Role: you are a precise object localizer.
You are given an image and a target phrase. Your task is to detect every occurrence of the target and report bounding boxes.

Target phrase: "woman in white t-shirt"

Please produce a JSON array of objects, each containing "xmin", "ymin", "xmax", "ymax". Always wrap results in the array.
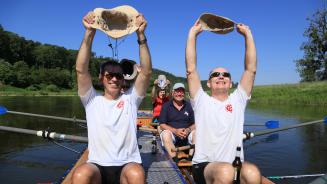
[{"xmin": 72, "ymin": 9, "xmax": 152, "ymax": 184}]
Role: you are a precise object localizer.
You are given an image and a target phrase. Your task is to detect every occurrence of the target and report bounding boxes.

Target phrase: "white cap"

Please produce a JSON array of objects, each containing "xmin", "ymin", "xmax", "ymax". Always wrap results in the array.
[{"xmin": 172, "ymin": 83, "xmax": 185, "ymax": 90}]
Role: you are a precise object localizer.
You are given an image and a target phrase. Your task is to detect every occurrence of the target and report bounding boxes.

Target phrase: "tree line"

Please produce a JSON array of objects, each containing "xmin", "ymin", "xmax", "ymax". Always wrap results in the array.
[
  {"xmin": 0, "ymin": 24, "xmax": 109, "ymax": 91},
  {"xmin": 0, "ymin": 25, "xmax": 192, "ymax": 92}
]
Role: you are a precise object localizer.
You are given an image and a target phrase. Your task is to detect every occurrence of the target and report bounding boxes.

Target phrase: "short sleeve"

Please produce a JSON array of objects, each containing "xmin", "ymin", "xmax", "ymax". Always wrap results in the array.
[
  {"xmin": 79, "ymin": 86, "xmax": 97, "ymax": 107},
  {"xmin": 125, "ymin": 85, "xmax": 144, "ymax": 108},
  {"xmin": 230, "ymin": 84, "xmax": 251, "ymax": 109},
  {"xmin": 158, "ymin": 103, "xmax": 168, "ymax": 124},
  {"xmin": 191, "ymin": 87, "xmax": 207, "ymax": 111}
]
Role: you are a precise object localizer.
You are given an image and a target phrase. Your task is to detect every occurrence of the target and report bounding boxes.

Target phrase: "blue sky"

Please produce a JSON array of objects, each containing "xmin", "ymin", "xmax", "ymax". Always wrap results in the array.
[{"xmin": 0, "ymin": 0, "xmax": 324, "ymax": 85}]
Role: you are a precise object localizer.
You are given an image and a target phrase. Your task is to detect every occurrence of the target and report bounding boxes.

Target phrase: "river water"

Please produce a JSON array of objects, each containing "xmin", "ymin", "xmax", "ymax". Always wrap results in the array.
[{"xmin": 0, "ymin": 96, "xmax": 326, "ymax": 184}]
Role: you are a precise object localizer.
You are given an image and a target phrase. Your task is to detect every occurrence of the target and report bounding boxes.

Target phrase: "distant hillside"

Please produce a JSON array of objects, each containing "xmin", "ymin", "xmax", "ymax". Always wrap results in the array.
[{"xmin": 0, "ymin": 25, "xmax": 213, "ymax": 92}]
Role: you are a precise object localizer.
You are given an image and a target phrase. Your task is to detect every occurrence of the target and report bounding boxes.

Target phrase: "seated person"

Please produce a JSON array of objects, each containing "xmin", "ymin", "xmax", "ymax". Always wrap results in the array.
[{"xmin": 158, "ymin": 83, "xmax": 195, "ymax": 162}]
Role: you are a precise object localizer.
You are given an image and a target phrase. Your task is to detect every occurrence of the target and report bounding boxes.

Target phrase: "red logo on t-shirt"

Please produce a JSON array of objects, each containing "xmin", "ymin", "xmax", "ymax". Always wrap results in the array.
[
  {"xmin": 117, "ymin": 100, "xmax": 124, "ymax": 109},
  {"xmin": 225, "ymin": 104, "xmax": 233, "ymax": 113}
]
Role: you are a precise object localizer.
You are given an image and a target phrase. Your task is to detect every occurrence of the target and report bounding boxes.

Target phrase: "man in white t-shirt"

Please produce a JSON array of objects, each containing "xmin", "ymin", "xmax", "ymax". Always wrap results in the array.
[
  {"xmin": 71, "ymin": 12, "xmax": 152, "ymax": 184},
  {"xmin": 185, "ymin": 19, "xmax": 262, "ymax": 184}
]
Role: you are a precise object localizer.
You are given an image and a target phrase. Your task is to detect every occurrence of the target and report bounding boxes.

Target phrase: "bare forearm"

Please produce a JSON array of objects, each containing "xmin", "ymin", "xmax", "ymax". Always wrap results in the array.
[
  {"xmin": 186, "ymin": 32, "xmax": 201, "ymax": 99},
  {"xmin": 138, "ymin": 34, "xmax": 152, "ymax": 75},
  {"xmin": 151, "ymin": 85, "xmax": 156, "ymax": 101},
  {"xmin": 186, "ymin": 33, "xmax": 197, "ymax": 76},
  {"xmin": 240, "ymin": 28, "xmax": 257, "ymax": 96},
  {"xmin": 188, "ymin": 124, "xmax": 195, "ymax": 131},
  {"xmin": 244, "ymin": 34, "xmax": 256, "ymax": 73},
  {"xmin": 135, "ymin": 33, "xmax": 152, "ymax": 96},
  {"xmin": 160, "ymin": 123, "xmax": 176, "ymax": 134},
  {"xmin": 76, "ymin": 30, "xmax": 95, "ymax": 74},
  {"xmin": 76, "ymin": 30, "xmax": 95, "ymax": 95}
]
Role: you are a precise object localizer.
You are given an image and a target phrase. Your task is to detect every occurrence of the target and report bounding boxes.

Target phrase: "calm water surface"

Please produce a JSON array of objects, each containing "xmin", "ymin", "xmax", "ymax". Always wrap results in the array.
[{"xmin": 0, "ymin": 96, "xmax": 326, "ymax": 184}]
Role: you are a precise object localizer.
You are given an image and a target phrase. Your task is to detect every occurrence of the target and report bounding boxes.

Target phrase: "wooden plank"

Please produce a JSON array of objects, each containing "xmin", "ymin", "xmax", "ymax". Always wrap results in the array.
[
  {"xmin": 177, "ymin": 160, "xmax": 192, "ymax": 167},
  {"xmin": 137, "ymin": 117, "xmax": 153, "ymax": 127}
]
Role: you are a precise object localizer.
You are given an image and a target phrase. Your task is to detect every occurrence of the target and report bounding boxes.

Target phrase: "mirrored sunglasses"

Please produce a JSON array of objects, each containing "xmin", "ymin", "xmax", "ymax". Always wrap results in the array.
[{"xmin": 209, "ymin": 72, "xmax": 231, "ymax": 79}]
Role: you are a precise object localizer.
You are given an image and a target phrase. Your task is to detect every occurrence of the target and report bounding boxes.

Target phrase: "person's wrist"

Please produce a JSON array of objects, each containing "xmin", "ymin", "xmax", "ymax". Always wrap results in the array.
[
  {"xmin": 137, "ymin": 37, "xmax": 147, "ymax": 45},
  {"xmin": 85, "ymin": 28, "xmax": 96, "ymax": 37}
]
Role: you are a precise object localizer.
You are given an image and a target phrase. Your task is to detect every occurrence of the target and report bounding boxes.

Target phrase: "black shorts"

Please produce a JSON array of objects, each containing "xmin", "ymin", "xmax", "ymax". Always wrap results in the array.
[
  {"xmin": 174, "ymin": 135, "xmax": 189, "ymax": 147},
  {"xmin": 192, "ymin": 162, "xmax": 209, "ymax": 184},
  {"xmin": 93, "ymin": 163, "xmax": 126, "ymax": 184}
]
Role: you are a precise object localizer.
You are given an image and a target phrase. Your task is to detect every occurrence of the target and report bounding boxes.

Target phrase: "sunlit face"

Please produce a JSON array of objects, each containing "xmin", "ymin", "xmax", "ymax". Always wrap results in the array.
[
  {"xmin": 158, "ymin": 90, "xmax": 166, "ymax": 98},
  {"xmin": 172, "ymin": 88, "xmax": 185, "ymax": 102},
  {"xmin": 207, "ymin": 67, "xmax": 232, "ymax": 92},
  {"xmin": 101, "ymin": 71, "xmax": 124, "ymax": 95}
]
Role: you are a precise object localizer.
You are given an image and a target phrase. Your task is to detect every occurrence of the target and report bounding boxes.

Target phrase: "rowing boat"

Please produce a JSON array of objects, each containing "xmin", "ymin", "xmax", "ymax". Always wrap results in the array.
[
  {"xmin": 60, "ymin": 115, "xmax": 194, "ymax": 184},
  {"xmin": 59, "ymin": 114, "xmax": 277, "ymax": 184}
]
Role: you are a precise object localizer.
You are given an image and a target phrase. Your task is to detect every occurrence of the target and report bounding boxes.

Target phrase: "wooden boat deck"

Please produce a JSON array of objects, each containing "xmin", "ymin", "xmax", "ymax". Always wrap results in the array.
[{"xmin": 60, "ymin": 131, "xmax": 188, "ymax": 184}]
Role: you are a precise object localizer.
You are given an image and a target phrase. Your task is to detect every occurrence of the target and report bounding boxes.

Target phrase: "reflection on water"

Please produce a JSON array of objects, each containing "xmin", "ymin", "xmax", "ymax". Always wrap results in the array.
[
  {"xmin": 0, "ymin": 96, "xmax": 87, "ymax": 184},
  {"xmin": 0, "ymin": 97, "xmax": 326, "ymax": 183},
  {"xmin": 245, "ymin": 102, "xmax": 327, "ymax": 184}
]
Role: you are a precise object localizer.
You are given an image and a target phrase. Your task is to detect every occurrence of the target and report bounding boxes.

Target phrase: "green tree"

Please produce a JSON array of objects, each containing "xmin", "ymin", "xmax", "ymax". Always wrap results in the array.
[
  {"xmin": 0, "ymin": 59, "xmax": 15, "ymax": 85},
  {"xmin": 32, "ymin": 45, "xmax": 67, "ymax": 69},
  {"xmin": 295, "ymin": 8, "xmax": 327, "ymax": 81},
  {"xmin": 47, "ymin": 68, "xmax": 72, "ymax": 88},
  {"xmin": 12, "ymin": 60, "xmax": 31, "ymax": 87},
  {"xmin": 0, "ymin": 25, "xmax": 11, "ymax": 61}
]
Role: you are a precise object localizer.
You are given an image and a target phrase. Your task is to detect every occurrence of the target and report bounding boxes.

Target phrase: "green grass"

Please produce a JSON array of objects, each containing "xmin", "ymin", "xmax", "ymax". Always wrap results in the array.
[
  {"xmin": 1, "ymin": 81, "xmax": 327, "ymax": 106},
  {"xmin": 251, "ymin": 81, "xmax": 327, "ymax": 106},
  {"xmin": 0, "ymin": 85, "xmax": 77, "ymax": 96}
]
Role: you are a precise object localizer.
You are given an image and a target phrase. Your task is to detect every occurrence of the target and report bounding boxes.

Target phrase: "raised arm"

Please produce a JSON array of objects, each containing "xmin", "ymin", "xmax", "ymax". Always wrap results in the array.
[
  {"xmin": 186, "ymin": 20, "xmax": 203, "ymax": 99},
  {"xmin": 151, "ymin": 80, "xmax": 158, "ymax": 102},
  {"xmin": 134, "ymin": 14, "xmax": 152, "ymax": 96},
  {"xmin": 238, "ymin": 24, "xmax": 257, "ymax": 96},
  {"xmin": 76, "ymin": 12, "xmax": 96, "ymax": 96}
]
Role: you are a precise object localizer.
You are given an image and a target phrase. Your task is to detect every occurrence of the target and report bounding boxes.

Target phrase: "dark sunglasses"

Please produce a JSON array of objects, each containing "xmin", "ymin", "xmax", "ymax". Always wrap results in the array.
[
  {"xmin": 104, "ymin": 73, "xmax": 124, "ymax": 80},
  {"xmin": 209, "ymin": 72, "xmax": 231, "ymax": 79}
]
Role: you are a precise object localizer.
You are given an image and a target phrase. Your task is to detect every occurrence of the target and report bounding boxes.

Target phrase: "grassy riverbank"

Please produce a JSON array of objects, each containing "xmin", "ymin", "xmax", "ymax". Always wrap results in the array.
[
  {"xmin": 1, "ymin": 81, "xmax": 327, "ymax": 106},
  {"xmin": 251, "ymin": 81, "xmax": 327, "ymax": 106},
  {"xmin": 0, "ymin": 85, "xmax": 77, "ymax": 96}
]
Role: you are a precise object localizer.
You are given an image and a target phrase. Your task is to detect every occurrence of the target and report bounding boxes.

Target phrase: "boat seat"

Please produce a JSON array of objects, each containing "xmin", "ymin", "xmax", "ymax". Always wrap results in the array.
[
  {"xmin": 177, "ymin": 151, "xmax": 189, "ymax": 159},
  {"xmin": 177, "ymin": 159, "xmax": 192, "ymax": 167}
]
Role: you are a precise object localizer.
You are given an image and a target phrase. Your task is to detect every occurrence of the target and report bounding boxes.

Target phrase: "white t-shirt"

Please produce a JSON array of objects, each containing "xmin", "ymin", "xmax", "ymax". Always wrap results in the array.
[
  {"xmin": 191, "ymin": 85, "xmax": 250, "ymax": 164},
  {"xmin": 80, "ymin": 86, "xmax": 144, "ymax": 166}
]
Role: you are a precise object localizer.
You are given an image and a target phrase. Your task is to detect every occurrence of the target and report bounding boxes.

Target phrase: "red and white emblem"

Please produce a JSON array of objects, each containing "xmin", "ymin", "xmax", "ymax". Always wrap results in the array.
[
  {"xmin": 225, "ymin": 104, "xmax": 233, "ymax": 113},
  {"xmin": 117, "ymin": 100, "xmax": 124, "ymax": 109}
]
